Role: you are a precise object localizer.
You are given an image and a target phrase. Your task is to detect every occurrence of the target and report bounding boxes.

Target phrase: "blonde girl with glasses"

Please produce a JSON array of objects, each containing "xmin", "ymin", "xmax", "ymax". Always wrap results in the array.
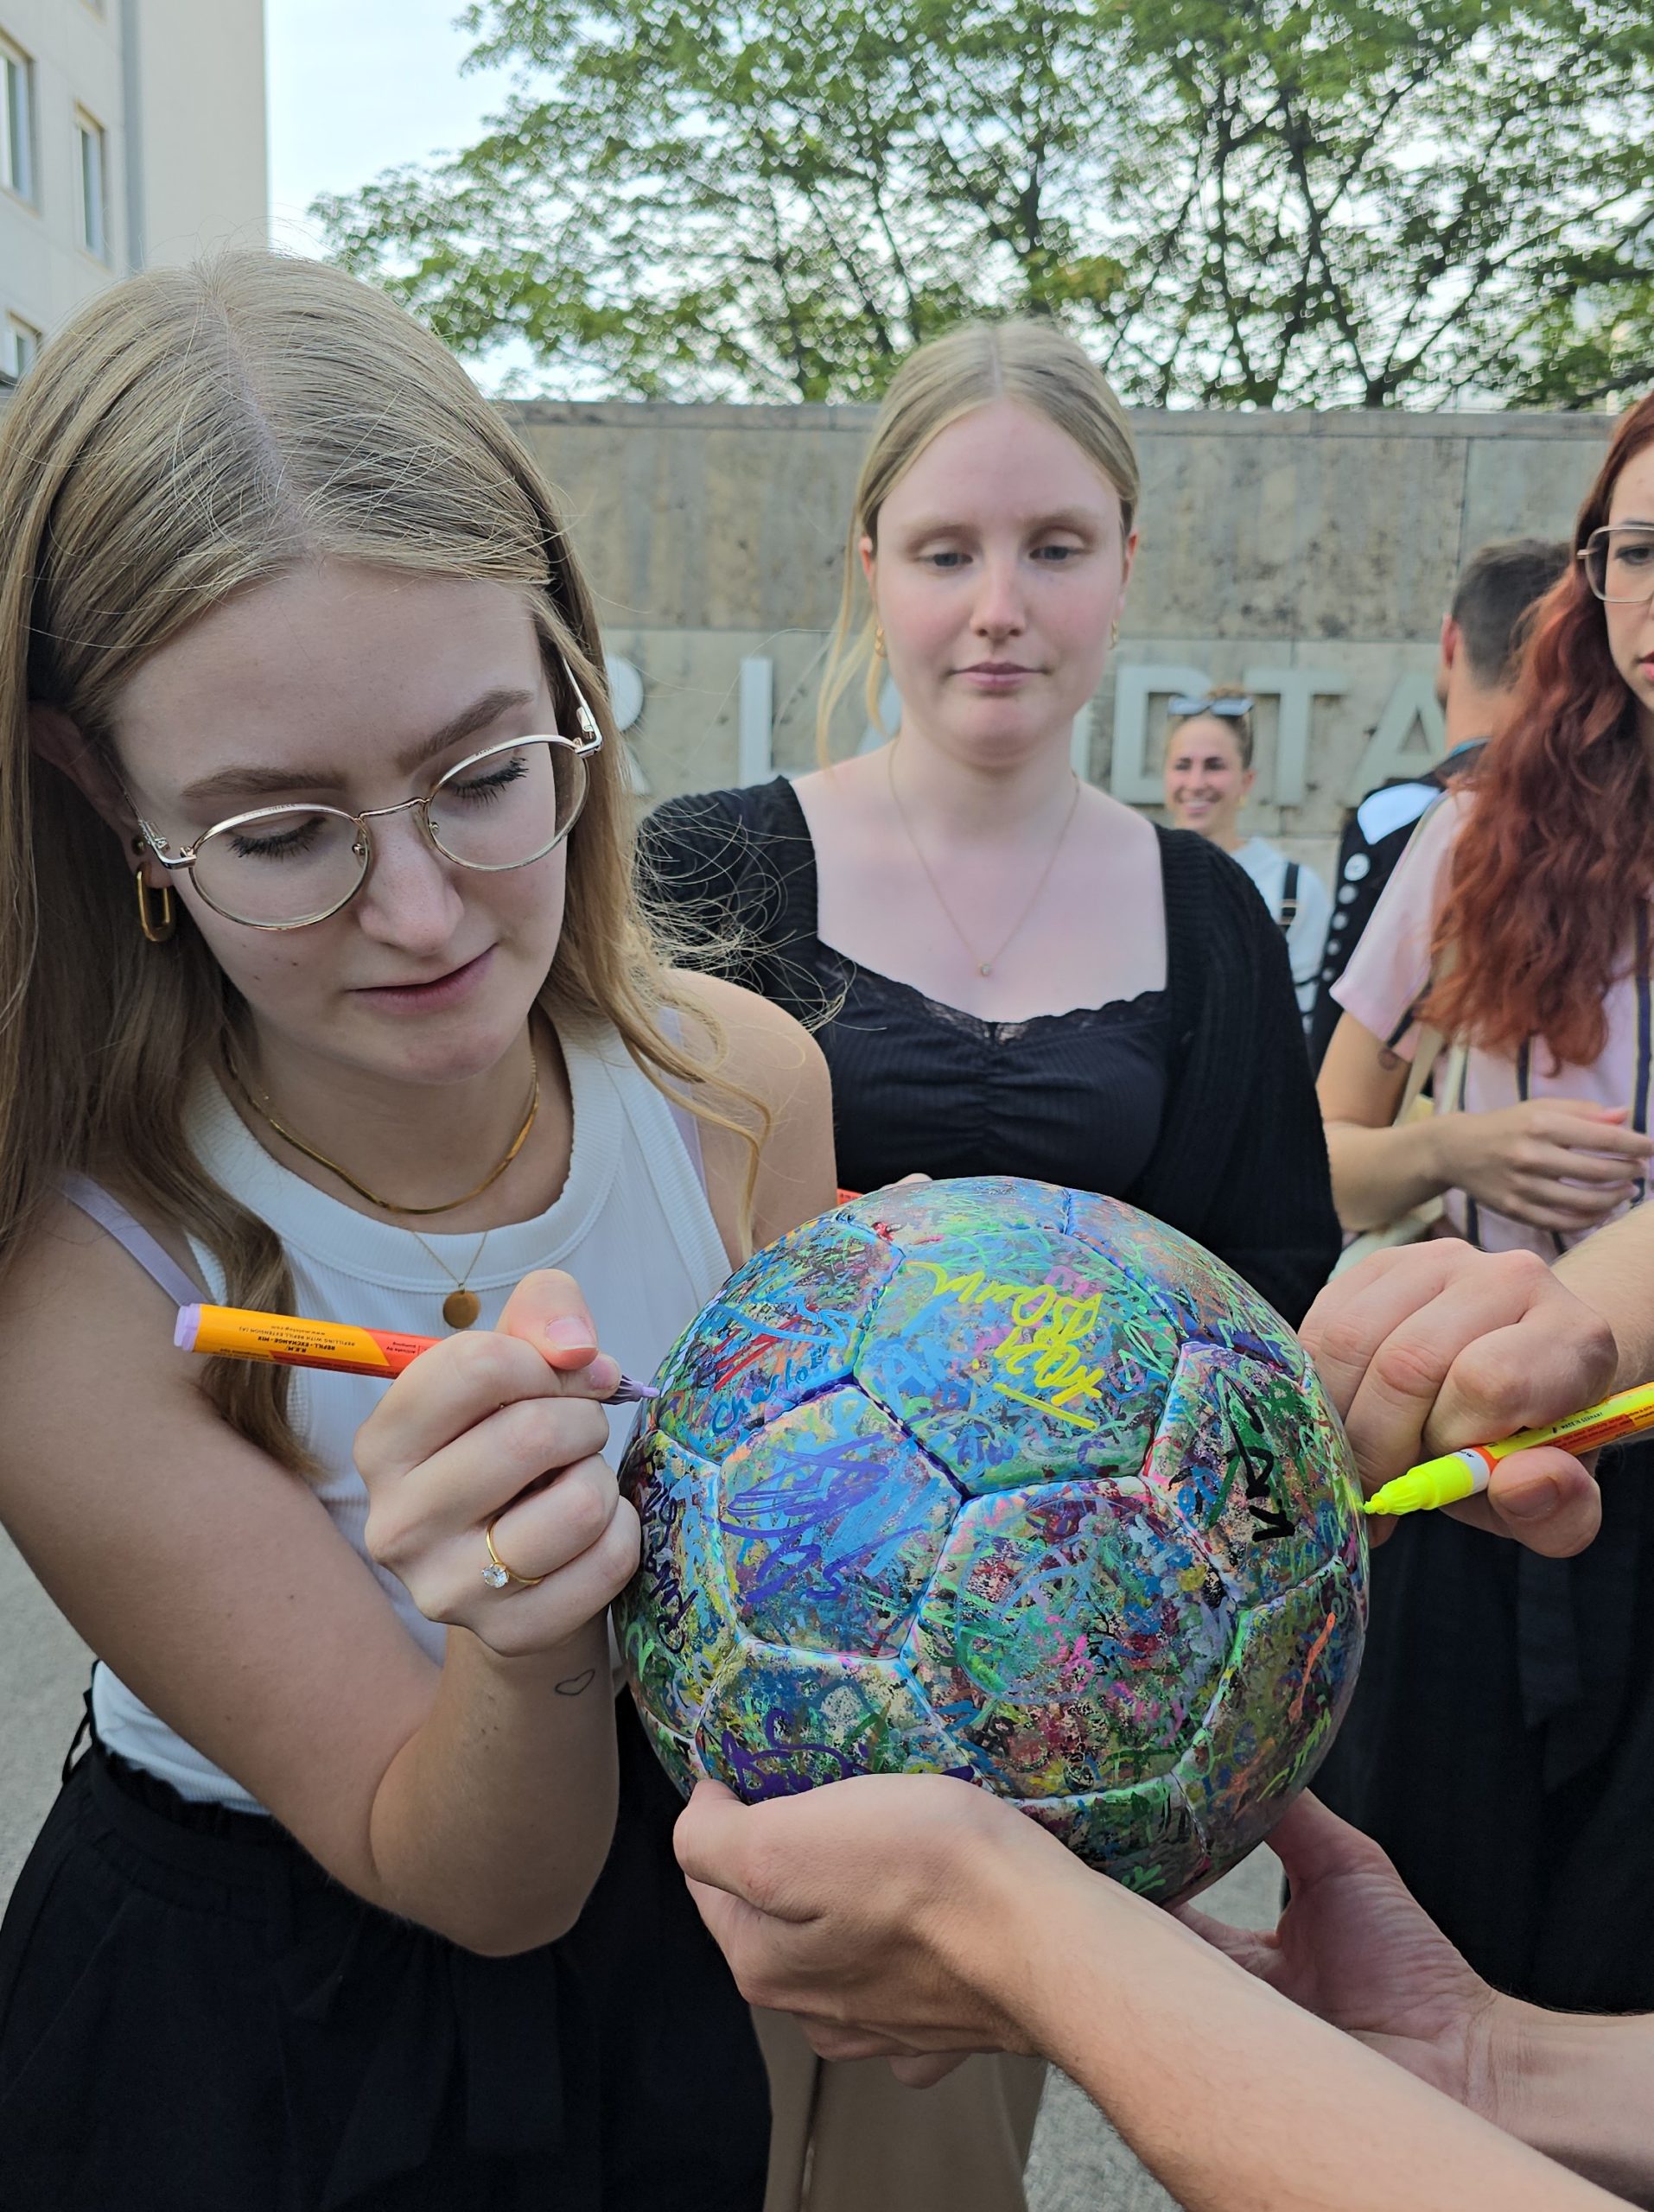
[{"xmin": 0, "ymin": 253, "xmax": 834, "ymax": 2211}]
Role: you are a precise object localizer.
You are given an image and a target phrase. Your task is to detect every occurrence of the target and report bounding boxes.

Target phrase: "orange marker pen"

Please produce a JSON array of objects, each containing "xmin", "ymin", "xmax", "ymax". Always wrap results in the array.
[{"xmin": 175, "ymin": 1303, "xmax": 658, "ymax": 1400}]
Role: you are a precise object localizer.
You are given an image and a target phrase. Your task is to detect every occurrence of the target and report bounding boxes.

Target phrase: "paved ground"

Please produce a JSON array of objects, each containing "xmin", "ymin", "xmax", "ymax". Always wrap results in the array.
[
  {"xmin": 0, "ymin": 1526, "xmax": 88, "ymax": 1891},
  {"xmin": 0, "ymin": 1527, "xmax": 1281, "ymax": 2209}
]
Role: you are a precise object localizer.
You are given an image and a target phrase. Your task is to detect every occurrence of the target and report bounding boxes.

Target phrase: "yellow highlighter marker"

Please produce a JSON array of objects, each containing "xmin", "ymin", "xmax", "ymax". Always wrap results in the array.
[{"xmin": 1364, "ymin": 1379, "xmax": 1654, "ymax": 1517}]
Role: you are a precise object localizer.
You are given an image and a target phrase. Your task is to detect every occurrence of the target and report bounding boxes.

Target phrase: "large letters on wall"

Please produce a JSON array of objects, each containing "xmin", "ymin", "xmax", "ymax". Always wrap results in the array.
[{"xmin": 716, "ymin": 655, "xmax": 1447, "ymax": 806}]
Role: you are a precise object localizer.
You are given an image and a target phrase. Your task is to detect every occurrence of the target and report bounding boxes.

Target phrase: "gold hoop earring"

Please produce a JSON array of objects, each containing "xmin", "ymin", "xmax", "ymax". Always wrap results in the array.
[
  {"xmin": 1109, "ymin": 615, "xmax": 1121, "ymax": 650},
  {"xmin": 134, "ymin": 861, "xmax": 175, "ymax": 944},
  {"xmin": 873, "ymin": 623, "xmax": 886, "ymax": 658}
]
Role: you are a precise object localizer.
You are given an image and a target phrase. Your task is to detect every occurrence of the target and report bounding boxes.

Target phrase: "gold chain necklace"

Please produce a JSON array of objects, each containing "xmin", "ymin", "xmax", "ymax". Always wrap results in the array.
[
  {"xmin": 225, "ymin": 1055, "xmax": 540, "ymax": 1219},
  {"xmin": 225, "ymin": 1054, "xmax": 540, "ymax": 1330},
  {"xmin": 886, "ymin": 749, "xmax": 1082, "ymax": 978}
]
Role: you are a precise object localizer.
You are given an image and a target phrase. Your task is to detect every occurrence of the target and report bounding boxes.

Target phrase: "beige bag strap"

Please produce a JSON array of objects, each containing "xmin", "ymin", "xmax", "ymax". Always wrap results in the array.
[
  {"xmin": 1393, "ymin": 937, "xmax": 1458, "ymax": 1125},
  {"xmin": 1395, "ymin": 1023, "xmax": 1445, "ymax": 1122}
]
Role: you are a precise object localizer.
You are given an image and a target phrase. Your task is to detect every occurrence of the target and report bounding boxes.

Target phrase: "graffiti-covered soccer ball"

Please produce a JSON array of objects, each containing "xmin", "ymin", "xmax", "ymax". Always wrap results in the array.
[{"xmin": 616, "ymin": 1177, "xmax": 1365, "ymax": 1900}]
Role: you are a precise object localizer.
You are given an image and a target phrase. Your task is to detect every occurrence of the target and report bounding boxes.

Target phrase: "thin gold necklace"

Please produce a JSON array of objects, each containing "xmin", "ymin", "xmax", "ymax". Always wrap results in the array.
[
  {"xmin": 886, "ymin": 748, "xmax": 1082, "ymax": 978},
  {"xmin": 225, "ymin": 1055, "xmax": 540, "ymax": 1218},
  {"xmin": 404, "ymin": 1224, "xmax": 494, "ymax": 1332}
]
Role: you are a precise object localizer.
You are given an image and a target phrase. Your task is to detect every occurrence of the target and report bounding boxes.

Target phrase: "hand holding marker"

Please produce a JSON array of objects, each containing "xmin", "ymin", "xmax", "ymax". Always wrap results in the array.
[
  {"xmin": 1363, "ymin": 1380, "xmax": 1654, "ymax": 1518},
  {"xmin": 175, "ymin": 1302, "xmax": 658, "ymax": 1401},
  {"xmin": 178, "ymin": 1301, "xmax": 1649, "ymax": 1516}
]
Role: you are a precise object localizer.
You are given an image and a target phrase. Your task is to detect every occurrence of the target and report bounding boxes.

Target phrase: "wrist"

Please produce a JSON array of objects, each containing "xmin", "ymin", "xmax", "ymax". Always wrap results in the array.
[
  {"xmin": 919, "ymin": 1803, "xmax": 1086, "ymax": 2048},
  {"xmin": 1464, "ymin": 1990, "xmax": 1534, "ymax": 2139},
  {"xmin": 1490, "ymin": 1996, "xmax": 1654, "ymax": 2201},
  {"xmin": 461, "ymin": 1610, "xmax": 610, "ymax": 1689},
  {"xmin": 964, "ymin": 1827, "xmax": 1142, "ymax": 2056},
  {"xmin": 1554, "ymin": 1249, "xmax": 1654, "ymax": 1395},
  {"xmin": 1416, "ymin": 1104, "xmax": 1459, "ymax": 1187}
]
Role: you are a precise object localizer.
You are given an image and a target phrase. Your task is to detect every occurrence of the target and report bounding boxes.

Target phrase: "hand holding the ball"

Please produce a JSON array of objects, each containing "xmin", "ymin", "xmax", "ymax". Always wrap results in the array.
[
  {"xmin": 1178, "ymin": 1793, "xmax": 1504, "ymax": 2108},
  {"xmin": 356, "ymin": 1268, "xmax": 639, "ymax": 1659},
  {"xmin": 675, "ymin": 1772, "xmax": 1078, "ymax": 2068},
  {"xmin": 1300, "ymin": 1239, "xmax": 1616, "ymax": 1556}
]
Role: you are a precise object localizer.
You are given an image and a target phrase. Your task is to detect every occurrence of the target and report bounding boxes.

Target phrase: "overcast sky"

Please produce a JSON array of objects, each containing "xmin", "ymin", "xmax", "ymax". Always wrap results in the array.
[{"xmin": 266, "ymin": 0, "xmax": 513, "ymax": 254}]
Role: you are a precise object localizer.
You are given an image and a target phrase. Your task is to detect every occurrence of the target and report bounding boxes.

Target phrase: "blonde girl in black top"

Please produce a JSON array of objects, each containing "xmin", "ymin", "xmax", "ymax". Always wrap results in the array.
[
  {"xmin": 646, "ymin": 324, "xmax": 1337, "ymax": 1325},
  {"xmin": 643, "ymin": 319, "xmax": 1339, "ymax": 2212}
]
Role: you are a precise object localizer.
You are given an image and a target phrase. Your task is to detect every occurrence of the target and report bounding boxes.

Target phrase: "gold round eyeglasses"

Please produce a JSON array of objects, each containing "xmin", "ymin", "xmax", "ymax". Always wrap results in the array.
[
  {"xmin": 1579, "ymin": 524, "xmax": 1654, "ymax": 607},
  {"xmin": 136, "ymin": 714, "xmax": 602, "ymax": 931}
]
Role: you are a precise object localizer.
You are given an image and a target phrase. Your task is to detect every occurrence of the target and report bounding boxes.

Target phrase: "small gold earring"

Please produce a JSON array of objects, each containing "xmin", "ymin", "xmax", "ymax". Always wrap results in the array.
[
  {"xmin": 874, "ymin": 623, "xmax": 886, "ymax": 658},
  {"xmin": 1109, "ymin": 615, "xmax": 1121, "ymax": 650},
  {"xmin": 132, "ymin": 841, "xmax": 175, "ymax": 944}
]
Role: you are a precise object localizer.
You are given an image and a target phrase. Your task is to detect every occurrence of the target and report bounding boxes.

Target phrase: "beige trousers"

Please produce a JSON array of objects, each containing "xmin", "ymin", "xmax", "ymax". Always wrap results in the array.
[{"xmin": 754, "ymin": 2008, "xmax": 1047, "ymax": 2212}]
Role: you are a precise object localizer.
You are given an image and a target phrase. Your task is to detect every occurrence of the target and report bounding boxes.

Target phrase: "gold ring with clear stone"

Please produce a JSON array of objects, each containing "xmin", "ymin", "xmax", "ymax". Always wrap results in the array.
[{"xmin": 482, "ymin": 1520, "xmax": 545, "ymax": 1590}]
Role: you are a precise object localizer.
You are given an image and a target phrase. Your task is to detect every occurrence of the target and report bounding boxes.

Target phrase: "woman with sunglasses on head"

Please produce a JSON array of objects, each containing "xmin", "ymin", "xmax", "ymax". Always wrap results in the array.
[
  {"xmin": 1161, "ymin": 687, "xmax": 1331, "ymax": 1032},
  {"xmin": 640, "ymin": 322, "xmax": 1340, "ymax": 2212},
  {"xmin": 1313, "ymin": 396, "xmax": 1654, "ymax": 2015},
  {"xmin": 0, "ymin": 253, "xmax": 836, "ymax": 2212}
]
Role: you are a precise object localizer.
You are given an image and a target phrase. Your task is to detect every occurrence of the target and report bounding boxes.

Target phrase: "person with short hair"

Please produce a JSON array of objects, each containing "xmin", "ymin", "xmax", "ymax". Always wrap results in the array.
[
  {"xmin": 1307, "ymin": 537, "xmax": 1570, "ymax": 1065},
  {"xmin": 1161, "ymin": 685, "xmax": 1332, "ymax": 1028}
]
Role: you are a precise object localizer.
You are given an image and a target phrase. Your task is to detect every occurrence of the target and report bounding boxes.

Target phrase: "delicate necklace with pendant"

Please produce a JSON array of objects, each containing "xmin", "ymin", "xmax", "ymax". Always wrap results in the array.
[
  {"xmin": 404, "ymin": 1224, "xmax": 493, "ymax": 1331},
  {"xmin": 887, "ymin": 747, "xmax": 1082, "ymax": 977}
]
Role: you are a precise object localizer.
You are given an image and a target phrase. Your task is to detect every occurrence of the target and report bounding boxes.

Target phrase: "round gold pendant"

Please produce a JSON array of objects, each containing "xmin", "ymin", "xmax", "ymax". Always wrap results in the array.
[{"xmin": 443, "ymin": 1287, "xmax": 482, "ymax": 1330}]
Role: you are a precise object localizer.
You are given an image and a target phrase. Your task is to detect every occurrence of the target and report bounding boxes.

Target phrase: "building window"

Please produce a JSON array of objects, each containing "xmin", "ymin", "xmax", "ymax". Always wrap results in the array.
[
  {"xmin": 1, "ymin": 34, "xmax": 35, "ymax": 203},
  {"xmin": 4, "ymin": 313, "xmax": 40, "ymax": 379},
  {"xmin": 75, "ymin": 108, "xmax": 107, "ymax": 259}
]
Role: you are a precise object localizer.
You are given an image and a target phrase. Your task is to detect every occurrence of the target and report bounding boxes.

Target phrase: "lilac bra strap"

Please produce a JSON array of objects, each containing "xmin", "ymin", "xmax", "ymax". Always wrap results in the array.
[{"xmin": 60, "ymin": 1173, "xmax": 200, "ymax": 1309}]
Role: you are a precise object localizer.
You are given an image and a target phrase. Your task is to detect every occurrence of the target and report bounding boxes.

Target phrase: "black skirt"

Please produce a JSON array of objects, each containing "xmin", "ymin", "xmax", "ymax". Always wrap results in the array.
[
  {"xmin": 1315, "ymin": 1434, "xmax": 1654, "ymax": 2011},
  {"xmin": 0, "ymin": 1694, "xmax": 768, "ymax": 2212}
]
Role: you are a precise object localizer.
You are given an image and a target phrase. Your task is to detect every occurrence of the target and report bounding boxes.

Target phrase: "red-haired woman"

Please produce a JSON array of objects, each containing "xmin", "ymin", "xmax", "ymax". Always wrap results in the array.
[{"xmin": 1314, "ymin": 394, "xmax": 1654, "ymax": 2012}]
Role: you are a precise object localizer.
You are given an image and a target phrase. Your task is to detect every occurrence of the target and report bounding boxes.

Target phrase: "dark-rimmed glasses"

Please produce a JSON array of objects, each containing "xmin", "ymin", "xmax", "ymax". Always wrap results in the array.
[
  {"xmin": 1580, "ymin": 525, "xmax": 1654, "ymax": 607},
  {"xmin": 137, "ymin": 706, "xmax": 602, "ymax": 931}
]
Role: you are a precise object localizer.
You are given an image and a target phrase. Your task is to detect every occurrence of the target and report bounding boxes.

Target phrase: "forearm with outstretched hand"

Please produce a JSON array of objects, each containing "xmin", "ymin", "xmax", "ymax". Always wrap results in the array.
[{"xmin": 676, "ymin": 1777, "xmax": 1624, "ymax": 2212}]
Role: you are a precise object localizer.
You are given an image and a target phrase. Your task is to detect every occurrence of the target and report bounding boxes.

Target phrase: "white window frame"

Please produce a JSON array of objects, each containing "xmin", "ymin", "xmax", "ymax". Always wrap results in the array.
[
  {"xmin": 0, "ymin": 32, "xmax": 35, "ymax": 206},
  {"xmin": 74, "ymin": 105, "xmax": 107, "ymax": 261},
  {"xmin": 5, "ymin": 311, "xmax": 41, "ymax": 379}
]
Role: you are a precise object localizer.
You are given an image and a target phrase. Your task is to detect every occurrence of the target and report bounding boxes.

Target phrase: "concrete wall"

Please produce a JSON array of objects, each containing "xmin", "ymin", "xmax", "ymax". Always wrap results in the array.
[{"xmin": 504, "ymin": 401, "xmax": 1613, "ymax": 875}]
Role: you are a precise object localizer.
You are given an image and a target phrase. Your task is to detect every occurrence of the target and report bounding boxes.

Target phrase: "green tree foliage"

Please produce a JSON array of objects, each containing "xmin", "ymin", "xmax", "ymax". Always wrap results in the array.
[{"xmin": 316, "ymin": 0, "xmax": 1654, "ymax": 407}]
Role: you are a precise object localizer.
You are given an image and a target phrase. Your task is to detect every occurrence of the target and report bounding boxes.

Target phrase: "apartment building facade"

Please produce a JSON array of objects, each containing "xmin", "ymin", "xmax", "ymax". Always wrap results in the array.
[{"xmin": 1, "ymin": 0, "xmax": 266, "ymax": 380}]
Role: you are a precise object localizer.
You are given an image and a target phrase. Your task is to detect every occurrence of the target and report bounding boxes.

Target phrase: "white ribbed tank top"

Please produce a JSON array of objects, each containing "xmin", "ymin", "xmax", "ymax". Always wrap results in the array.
[{"xmin": 92, "ymin": 1020, "xmax": 731, "ymax": 1812}]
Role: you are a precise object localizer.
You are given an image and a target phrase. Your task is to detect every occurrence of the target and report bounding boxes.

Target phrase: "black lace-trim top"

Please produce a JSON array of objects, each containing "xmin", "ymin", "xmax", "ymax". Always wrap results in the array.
[
  {"xmin": 640, "ymin": 777, "xmax": 1340, "ymax": 1325},
  {"xmin": 805, "ymin": 937, "xmax": 1168, "ymax": 1197}
]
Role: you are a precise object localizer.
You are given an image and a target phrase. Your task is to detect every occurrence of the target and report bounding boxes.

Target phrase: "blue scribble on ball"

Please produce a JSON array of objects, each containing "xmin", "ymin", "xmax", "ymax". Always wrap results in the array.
[{"xmin": 615, "ymin": 1176, "xmax": 1366, "ymax": 1900}]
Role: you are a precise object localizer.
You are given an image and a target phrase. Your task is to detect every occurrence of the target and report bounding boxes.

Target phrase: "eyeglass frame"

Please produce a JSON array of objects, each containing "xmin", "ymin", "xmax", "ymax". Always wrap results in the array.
[
  {"xmin": 1166, "ymin": 694, "xmax": 1255, "ymax": 718},
  {"xmin": 133, "ymin": 694, "xmax": 604, "ymax": 932},
  {"xmin": 1578, "ymin": 524, "xmax": 1654, "ymax": 607}
]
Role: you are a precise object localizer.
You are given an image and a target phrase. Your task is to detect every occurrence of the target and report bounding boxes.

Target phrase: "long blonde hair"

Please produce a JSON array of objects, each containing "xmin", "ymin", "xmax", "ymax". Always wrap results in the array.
[
  {"xmin": 815, "ymin": 321, "xmax": 1141, "ymax": 763},
  {"xmin": 0, "ymin": 251, "xmax": 757, "ymax": 1471}
]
